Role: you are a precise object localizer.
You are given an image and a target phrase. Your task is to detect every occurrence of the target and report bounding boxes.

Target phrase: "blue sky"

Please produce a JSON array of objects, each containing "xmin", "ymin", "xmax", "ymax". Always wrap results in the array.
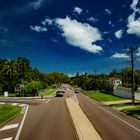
[{"xmin": 0, "ymin": 0, "xmax": 140, "ymax": 76}]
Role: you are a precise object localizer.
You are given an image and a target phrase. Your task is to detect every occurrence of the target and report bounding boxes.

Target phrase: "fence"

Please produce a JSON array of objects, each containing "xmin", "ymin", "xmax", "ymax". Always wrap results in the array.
[{"xmin": 113, "ymin": 86, "xmax": 132, "ymax": 99}]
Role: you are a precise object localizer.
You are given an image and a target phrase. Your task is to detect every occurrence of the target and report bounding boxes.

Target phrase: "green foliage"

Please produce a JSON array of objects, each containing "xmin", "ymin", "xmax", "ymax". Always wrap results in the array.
[
  {"xmin": 0, "ymin": 57, "xmax": 70, "ymax": 96},
  {"xmin": 122, "ymin": 107, "xmax": 140, "ymax": 119},
  {"xmin": 0, "ymin": 104, "xmax": 22, "ymax": 125}
]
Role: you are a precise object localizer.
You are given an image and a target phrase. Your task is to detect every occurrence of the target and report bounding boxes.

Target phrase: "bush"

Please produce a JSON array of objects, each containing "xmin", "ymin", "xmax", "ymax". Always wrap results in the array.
[{"xmin": 24, "ymin": 80, "xmax": 46, "ymax": 96}]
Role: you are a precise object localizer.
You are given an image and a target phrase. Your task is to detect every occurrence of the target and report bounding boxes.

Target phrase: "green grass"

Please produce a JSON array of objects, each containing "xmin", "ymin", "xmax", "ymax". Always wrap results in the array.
[
  {"xmin": 39, "ymin": 88, "xmax": 57, "ymax": 96},
  {"xmin": 122, "ymin": 107, "xmax": 140, "ymax": 119},
  {"xmin": 84, "ymin": 91, "xmax": 124, "ymax": 102},
  {"xmin": 111, "ymin": 103, "xmax": 129, "ymax": 107},
  {"xmin": 0, "ymin": 104, "xmax": 22, "ymax": 125}
]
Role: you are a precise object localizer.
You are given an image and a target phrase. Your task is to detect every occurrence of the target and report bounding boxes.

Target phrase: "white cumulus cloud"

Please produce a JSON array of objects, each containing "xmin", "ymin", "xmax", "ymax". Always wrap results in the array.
[
  {"xmin": 73, "ymin": 7, "xmax": 83, "ymax": 15},
  {"xmin": 127, "ymin": 0, "xmax": 140, "ymax": 36},
  {"xmin": 42, "ymin": 18, "xmax": 53, "ymax": 25},
  {"xmin": 111, "ymin": 53, "xmax": 129, "ymax": 59},
  {"xmin": 115, "ymin": 30, "xmax": 123, "ymax": 39},
  {"xmin": 30, "ymin": 26, "xmax": 47, "ymax": 32},
  {"xmin": 87, "ymin": 17, "xmax": 98, "ymax": 23},
  {"xmin": 105, "ymin": 9, "xmax": 112, "ymax": 15},
  {"xmin": 55, "ymin": 16, "xmax": 103, "ymax": 53}
]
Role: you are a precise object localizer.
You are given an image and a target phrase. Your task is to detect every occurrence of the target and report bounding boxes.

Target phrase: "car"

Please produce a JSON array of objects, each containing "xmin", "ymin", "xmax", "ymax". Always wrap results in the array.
[
  {"xmin": 56, "ymin": 90, "xmax": 65, "ymax": 97},
  {"xmin": 75, "ymin": 89, "xmax": 80, "ymax": 93}
]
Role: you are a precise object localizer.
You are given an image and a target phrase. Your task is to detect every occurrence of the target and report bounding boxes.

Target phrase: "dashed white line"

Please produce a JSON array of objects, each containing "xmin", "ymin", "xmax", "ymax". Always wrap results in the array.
[
  {"xmin": 0, "ymin": 137, "xmax": 13, "ymax": 140},
  {"xmin": 0, "ymin": 123, "xmax": 19, "ymax": 131}
]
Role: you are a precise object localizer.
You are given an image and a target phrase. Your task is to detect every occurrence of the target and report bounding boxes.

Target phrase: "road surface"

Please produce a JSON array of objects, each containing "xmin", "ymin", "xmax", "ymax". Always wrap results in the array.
[
  {"xmin": 76, "ymin": 93, "xmax": 140, "ymax": 140},
  {"xmin": 18, "ymin": 96, "xmax": 77, "ymax": 140}
]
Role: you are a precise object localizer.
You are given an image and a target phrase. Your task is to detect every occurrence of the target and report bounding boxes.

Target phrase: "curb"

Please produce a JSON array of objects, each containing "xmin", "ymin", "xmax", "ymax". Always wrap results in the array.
[
  {"xmin": 0, "ymin": 103, "xmax": 27, "ymax": 128},
  {"xmin": 66, "ymin": 98, "xmax": 102, "ymax": 140}
]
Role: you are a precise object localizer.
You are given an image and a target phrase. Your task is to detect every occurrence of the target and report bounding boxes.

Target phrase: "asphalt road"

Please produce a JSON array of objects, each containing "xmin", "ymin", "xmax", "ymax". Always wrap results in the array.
[
  {"xmin": 18, "ymin": 96, "xmax": 77, "ymax": 140},
  {"xmin": 76, "ymin": 93, "xmax": 140, "ymax": 140}
]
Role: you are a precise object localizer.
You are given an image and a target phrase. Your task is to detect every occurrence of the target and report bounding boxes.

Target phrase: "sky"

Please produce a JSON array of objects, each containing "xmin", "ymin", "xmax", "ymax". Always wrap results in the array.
[{"xmin": 0, "ymin": 0, "xmax": 140, "ymax": 76}]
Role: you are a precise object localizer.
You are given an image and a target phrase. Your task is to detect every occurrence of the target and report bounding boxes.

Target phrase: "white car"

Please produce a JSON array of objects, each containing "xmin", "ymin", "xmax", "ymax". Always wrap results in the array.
[{"xmin": 56, "ymin": 90, "xmax": 65, "ymax": 97}]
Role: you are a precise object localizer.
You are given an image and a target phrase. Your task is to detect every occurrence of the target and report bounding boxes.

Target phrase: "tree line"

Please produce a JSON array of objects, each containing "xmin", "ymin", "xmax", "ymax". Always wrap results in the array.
[
  {"xmin": 71, "ymin": 67, "xmax": 140, "ymax": 94},
  {"xmin": 0, "ymin": 57, "xmax": 140, "ymax": 96},
  {"xmin": 0, "ymin": 57, "xmax": 70, "ymax": 96}
]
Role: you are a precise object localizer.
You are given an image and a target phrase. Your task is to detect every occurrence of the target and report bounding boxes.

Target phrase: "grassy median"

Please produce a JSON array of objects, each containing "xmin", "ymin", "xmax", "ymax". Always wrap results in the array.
[
  {"xmin": 39, "ymin": 88, "xmax": 57, "ymax": 96},
  {"xmin": 83, "ymin": 90, "xmax": 124, "ymax": 102},
  {"xmin": 0, "ymin": 104, "xmax": 22, "ymax": 125}
]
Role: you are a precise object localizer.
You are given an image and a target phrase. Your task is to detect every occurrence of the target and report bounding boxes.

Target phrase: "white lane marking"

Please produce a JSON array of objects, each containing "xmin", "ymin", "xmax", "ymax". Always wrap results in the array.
[
  {"xmin": 87, "ymin": 97, "xmax": 140, "ymax": 133},
  {"xmin": 44, "ymin": 99, "xmax": 51, "ymax": 104},
  {"xmin": 0, "ymin": 123, "xmax": 19, "ymax": 131},
  {"xmin": 0, "ymin": 137, "xmax": 13, "ymax": 140},
  {"xmin": 12, "ymin": 103, "xmax": 18, "ymax": 106},
  {"xmin": 19, "ymin": 104, "xmax": 25, "ymax": 107},
  {"xmin": 14, "ymin": 105, "xmax": 28, "ymax": 140}
]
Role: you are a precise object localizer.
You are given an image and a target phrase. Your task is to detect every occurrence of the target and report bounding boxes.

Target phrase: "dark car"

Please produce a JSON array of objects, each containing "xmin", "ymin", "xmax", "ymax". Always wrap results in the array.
[{"xmin": 56, "ymin": 90, "xmax": 65, "ymax": 97}]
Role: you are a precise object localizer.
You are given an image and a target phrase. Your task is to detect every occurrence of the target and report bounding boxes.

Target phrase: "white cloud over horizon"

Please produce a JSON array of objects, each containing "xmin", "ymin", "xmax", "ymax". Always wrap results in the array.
[
  {"xmin": 73, "ymin": 7, "xmax": 83, "ymax": 15},
  {"xmin": 111, "ymin": 53, "xmax": 129, "ymax": 59},
  {"xmin": 30, "ymin": 26, "xmax": 47, "ymax": 32},
  {"xmin": 115, "ymin": 30, "xmax": 123, "ymax": 39},
  {"xmin": 55, "ymin": 16, "xmax": 103, "ymax": 53},
  {"xmin": 127, "ymin": 0, "xmax": 140, "ymax": 36}
]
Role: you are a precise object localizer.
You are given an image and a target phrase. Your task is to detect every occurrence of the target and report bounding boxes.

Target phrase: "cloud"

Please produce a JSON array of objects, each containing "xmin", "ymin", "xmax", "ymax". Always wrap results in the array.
[
  {"xmin": 29, "ymin": 0, "xmax": 45, "ymax": 10},
  {"xmin": 109, "ymin": 21, "xmax": 114, "ymax": 27},
  {"xmin": 73, "ymin": 7, "xmax": 83, "ymax": 15},
  {"xmin": 127, "ymin": 0, "xmax": 140, "ymax": 36},
  {"xmin": 114, "ymin": 30, "xmax": 123, "ymax": 39},
  {"xmin": 42, "ymin": 17, "xmax": 53, "ymax": 25},
  {"xmin": 87, "ymin": 17, "xmax": 98, "ymax": 23},
  {"xmin": 55, "ymin": 16, "xmax": 103, "ymax": 53},
  {"xmin": 30, "ymin": 26, "xmax": 47, "ymax": 32},
  {"xmin": 105, "ymin": 9, "xmax": 112, "ymax": 15},
  {"xmin": 111, "ymin": 53, "xmax": 129, "ymax": 59}
]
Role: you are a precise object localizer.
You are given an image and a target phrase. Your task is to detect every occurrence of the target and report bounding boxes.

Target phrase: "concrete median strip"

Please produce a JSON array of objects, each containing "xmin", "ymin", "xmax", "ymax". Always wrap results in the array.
[{"xmin": 66, "ymin": 98, "xmax": 102, "ymax": 140}]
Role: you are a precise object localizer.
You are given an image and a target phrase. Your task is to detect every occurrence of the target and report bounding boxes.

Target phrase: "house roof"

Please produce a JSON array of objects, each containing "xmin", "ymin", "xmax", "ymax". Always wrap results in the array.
[{"xmin": 109, "ymin": 77, "xmax": 120, "ymax": 81}]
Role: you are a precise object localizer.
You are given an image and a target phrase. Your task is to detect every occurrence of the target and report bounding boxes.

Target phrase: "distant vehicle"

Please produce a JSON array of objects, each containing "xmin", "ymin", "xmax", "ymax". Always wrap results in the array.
[
  {"xmin": 56, "ymin": 90, "xmax": 65, "ymax": 97},
  {"xmin": 75, "ymin": 89, "xmax": 80, "ymax": 93}
]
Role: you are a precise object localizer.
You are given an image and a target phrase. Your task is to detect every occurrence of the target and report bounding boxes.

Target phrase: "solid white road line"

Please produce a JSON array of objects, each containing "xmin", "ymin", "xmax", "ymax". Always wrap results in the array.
[
  {"xmin": 87, "ymin": 96, "xmax": 140, "ymax": 133},
  {"xmin": 14, "ymin": 105, "xmax": 29, "ymax": 140},
  {"xmin": 0, "ymin": 124, "xmax": 19, "ymax": 131},
  {"xmin": 0, "ymin": 137, "xmax": 13, "ymax": 140}
]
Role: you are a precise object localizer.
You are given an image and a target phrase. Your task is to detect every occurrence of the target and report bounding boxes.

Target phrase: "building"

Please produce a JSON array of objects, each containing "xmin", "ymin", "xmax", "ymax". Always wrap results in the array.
[{"xmin": 108, "ymin": 77, "xmax": 122, "ymax": 88}]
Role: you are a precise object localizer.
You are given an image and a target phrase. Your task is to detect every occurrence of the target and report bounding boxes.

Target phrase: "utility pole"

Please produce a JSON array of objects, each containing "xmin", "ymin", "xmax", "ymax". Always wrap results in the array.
[{"xmin": 127, "ymin": 46, "xmax": 137, "ymax": 105}]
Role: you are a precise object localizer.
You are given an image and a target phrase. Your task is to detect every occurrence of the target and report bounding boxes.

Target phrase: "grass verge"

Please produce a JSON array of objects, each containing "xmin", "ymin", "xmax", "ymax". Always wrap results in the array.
[
  {"xmin": 82, "ymin": 90, "xmax": 124, "ymax": 102},
  {"xmin": 39, "ymin": 88, "xmax": 57, "ymax": 96},
  {"xmin": 0, "ymin": 104, "xmax": 22, "ymax": 125},
  {"xmin": 121, "ymin": 107, "xmax": 140, "ymax": 119}
]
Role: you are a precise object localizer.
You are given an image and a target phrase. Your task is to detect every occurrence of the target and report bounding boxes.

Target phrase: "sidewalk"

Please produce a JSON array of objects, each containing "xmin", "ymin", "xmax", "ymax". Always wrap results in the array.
[{"xmin": 104, "ymin": 99, "xmax": 132, "ymax": 105}]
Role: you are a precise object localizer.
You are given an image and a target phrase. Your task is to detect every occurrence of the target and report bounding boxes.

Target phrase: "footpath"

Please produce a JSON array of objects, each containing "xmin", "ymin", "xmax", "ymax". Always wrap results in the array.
[{"xmin": 66, "ymin": 90, "xmax": 102, "ymax": 140}]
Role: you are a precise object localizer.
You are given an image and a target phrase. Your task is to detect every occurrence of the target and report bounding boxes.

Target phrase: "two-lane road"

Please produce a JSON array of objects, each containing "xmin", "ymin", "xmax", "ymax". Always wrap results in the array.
[
  {"xmin": 76, "ymin": 93, "xmax": 140, "ymax": 140},
  {"xmin": 18, "ymin": 96, "xmax": 77, "ymax": 140}
]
